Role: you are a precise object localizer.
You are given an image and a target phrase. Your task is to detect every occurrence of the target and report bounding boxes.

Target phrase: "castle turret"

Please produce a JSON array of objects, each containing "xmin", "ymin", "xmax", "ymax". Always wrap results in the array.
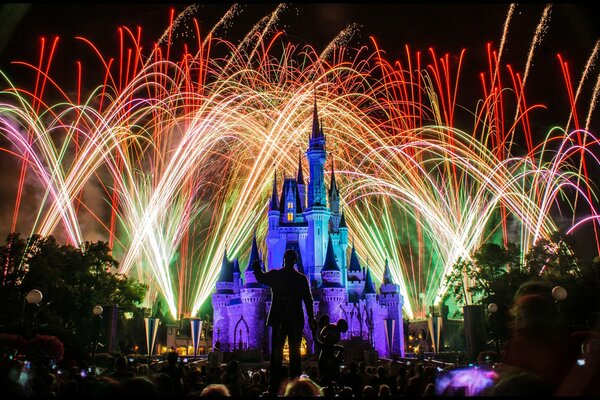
[
  {"xmin": 212, "ymin": 250, "xmax": 235, "ymax": 350},
  {"xmin": 240, "ymin": 234, "xmax": 269, "ymax": 350},
  {"xmin": 377, "ymin": 259, "xmax": 405, "ymax": 357},
  {"xmin": 269, "ymin": 170, "xmax": 280, "ymax": 219},
  {"xmin": 363, "ymin": 267, "xmax": 377, "ymax": 304},
  {"xmin": 305, "ymin": 100, "xmax": 330, "ymax": 283},
  {"xmin": 328, "ymin": 159, "xmax": 340, "ymax": 225},
  {"xmin": 319, "ymin": 235, "xmax": 346, "ymax": 321},
  {"xmin": 232, "ymin": 258, "xmax": 242, "ymax": 294},
  {"xmin": 347, "ymin": 246, "xmax": 364, "ymax": 301},
  {"xmin": 297, "ymin": 151, "xmax": 306, "ymax": 210}
]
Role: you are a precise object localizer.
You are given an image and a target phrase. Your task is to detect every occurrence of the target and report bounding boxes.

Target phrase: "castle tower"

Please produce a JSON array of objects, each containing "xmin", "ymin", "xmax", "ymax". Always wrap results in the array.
[
  {"xmin": 305, "ymin": 100, "xmax": 330, "ymax": 284},
  {"xmin": 347, "ymin": 245, "xmax": 364, "ymax": 301},
  {"xmin": 318, "ymin": 234, "xmax": 347, "ymax": 322},
  {"xmin": 339, "ymin": 210, "xmax": 349, "ymax": 286},
  {"xmin": 212, "ymin": 250, "xmax": 235, "ymax": 350},
  {"xmin": 267, "ymin": 171, "xmax": 280, "ymax": 270},
  {"xmin": 377, "ymin": 259, "xmax": 405, "ymax": 357},
  {"xmin": 297, "ymin": 151, "xmax": 306, "ymax": 210},
  {"xmin": 232, "ymin": 258, "xmax": 242, "ymax": 295},
  {"xmin": 240, "ymin": 234, "xmax": 269, "ymax": 351}
]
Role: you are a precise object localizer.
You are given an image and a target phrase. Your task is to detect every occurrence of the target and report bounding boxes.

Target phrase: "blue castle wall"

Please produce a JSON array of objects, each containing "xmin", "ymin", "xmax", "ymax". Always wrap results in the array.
[{"xmin": 212, "ymin": 102, "xmax": 405, "ymax": 358}]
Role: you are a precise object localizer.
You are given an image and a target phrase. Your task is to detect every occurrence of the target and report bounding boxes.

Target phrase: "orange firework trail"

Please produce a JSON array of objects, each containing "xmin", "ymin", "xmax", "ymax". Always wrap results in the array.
[{"xmin": 0, "ymin": 4, "xmax": 598, "ymax": 319}]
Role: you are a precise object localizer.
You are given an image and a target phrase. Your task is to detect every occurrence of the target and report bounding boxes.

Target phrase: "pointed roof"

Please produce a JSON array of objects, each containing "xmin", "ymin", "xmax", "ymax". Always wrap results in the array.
[
  {"xmin": 339, "ymin": 210, "xmax": 347, "ymax": 228},
  {"xmin": 364, "ymin": 268, "xmax": 376, "ymax": 294},
  {"xmin": 382, "ymin": 258, "xmax": 393, "ymax": 284},
  {"xmin": 294, "ymin": 184, "xmax": 303, "ymax": 213},
  {"xmin": 297, "ymin": 151, "xmax": 304, "ymax": 185},
  {"xmin": 217, "ymin": 249, "xmax": 233, "ymax": 282},
  {"xmin": 348, "ymin": 246, "xmax": 361, "ymax": 272},
  {"xmin": 321, "ymin": 234, "xmax": 340, "ymax": 272},
  {"xmin": 269, "ymin": 170, "xmax": 279, "ymax": 211},
  {"xmin": 246, "ymin": 233, "xmax": 260, "ymax": 271},
  {"xmin": 311, "ymin": 96, "xmax": 320, "ymax": 139},
  {"xmin": 329, "ymin": 158, "xmax": 338, "ymax": 197},
  {"xmin": 278, "ymin": 177, "xmax": 286, "ymax": 213},
  {"xmin": 232, "ymin": 258, "xmax": 240, "ymax": 274}
]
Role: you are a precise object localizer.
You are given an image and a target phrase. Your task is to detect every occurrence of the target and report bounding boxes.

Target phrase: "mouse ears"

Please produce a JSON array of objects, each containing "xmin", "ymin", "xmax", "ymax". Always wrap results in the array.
[
  {"xmin": 336, "ymin": 319, "xmax": 348, "ymax": 333},
  {"xmin": 318, "ymin": 315, "xmax": 330, "ymax": 330}
]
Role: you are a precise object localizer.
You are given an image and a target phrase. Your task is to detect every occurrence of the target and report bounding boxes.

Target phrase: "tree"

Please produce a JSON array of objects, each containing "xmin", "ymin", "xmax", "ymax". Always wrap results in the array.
[
  {"xmin": 0, "ymin": 234, "xmax": 147, "ymax": 360},
  {"xmin": 445, "ymin": 242, "xmax": 525, "ymax": 308},
  {"xmin": 445, "ymin": 232, "xmax": 597, "ymax": 337}
]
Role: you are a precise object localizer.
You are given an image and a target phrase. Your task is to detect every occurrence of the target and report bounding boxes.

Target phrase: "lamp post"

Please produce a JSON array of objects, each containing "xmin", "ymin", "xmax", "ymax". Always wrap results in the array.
[
  {"xmin": 552, "ymin": 285, "xmax": 568, "ymax": 325},
  {"xmin": 91, "ymin": 305, "xmax": 103, "ymax": 360},
  {"xmin": 487, "ymin": 303, "xmax": 499, "ymax": 356},
  {"xmin": 24, "ymin": 289, "xmax": 43, "ymax": 338}
]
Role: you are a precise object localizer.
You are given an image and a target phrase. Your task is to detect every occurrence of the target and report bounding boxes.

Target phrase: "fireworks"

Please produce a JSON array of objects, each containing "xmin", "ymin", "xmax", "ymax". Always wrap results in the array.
[{"xmin": 0, "ymin": 4, "xmax": 598, "ymax": 319}]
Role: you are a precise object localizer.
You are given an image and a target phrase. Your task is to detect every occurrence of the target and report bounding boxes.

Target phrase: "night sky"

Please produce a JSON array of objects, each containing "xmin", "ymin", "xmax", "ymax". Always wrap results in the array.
[
  {"xmin": 1, "ymin": 3, "xmax": 598, "ymax": 129},
  {"xmin": 0, "ymin": 3, "xmax": 599, "ymax": 254}
]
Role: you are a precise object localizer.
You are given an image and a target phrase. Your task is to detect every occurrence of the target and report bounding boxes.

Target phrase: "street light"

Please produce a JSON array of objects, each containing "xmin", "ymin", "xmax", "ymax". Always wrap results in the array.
[
  {"xmin": 26, "ymin": 289, "xmax": 43, "ymax": 305},
  {"xmin": 487, "ymin": 303, "xmax": 500, "ymax": 356},
  {"xmin": 552, "ymin": 286, "xmax": 568, "ymax": 301},
  {"xmin": 91, "ymin": 305, "xmax": 103, "ymax": 359},
  {"xmin": 23, "ymin": 289, "xmax": 43, "ymax": 338}
]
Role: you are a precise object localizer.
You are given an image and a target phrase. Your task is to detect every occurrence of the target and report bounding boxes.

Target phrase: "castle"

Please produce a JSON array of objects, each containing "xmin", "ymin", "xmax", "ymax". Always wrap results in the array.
[{"xmin": 212, "ymin": 102, "xmax": 405, "ymax": 358}]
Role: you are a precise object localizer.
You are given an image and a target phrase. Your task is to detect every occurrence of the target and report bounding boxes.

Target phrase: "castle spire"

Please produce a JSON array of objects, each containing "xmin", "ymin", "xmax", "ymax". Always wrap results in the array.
[
  {"xmin": 329, "ymin": 157, "xmax": 338, "ymax": 196},
  {"xmin": 311, "ymin": 95, "xmax": 321, "ymax": 139},
  {"xmin": 339, "ymin": 209, "xmax": 347, "ymax": 228},
  {"xmin": 364, "ymin": 267, "xmax": 376, "ymax": 294},
  {"xmin": 382, "ymin": 258, "xmax": 393, "ymax": 284},
  {"xmin": 321, "ymin": 234, "xmax": 340, "ymax": 271},
  {"xmin": 217, "ymin": 248, "xmax": 233, "ymax": 282},
  {"xmin": 297, "ymin": 150, "xmax": 304, "ymax": 185},
  {"xmin": 269, "ymin": 169, "xmax": 279, "ymax": 211},
  {"xmin": 246, "ymin": 232, "xmax": 260, "ymax": 270},
  {"xmin": 348, "ymin": 245, "xmax": 361, "ymax": 272}
]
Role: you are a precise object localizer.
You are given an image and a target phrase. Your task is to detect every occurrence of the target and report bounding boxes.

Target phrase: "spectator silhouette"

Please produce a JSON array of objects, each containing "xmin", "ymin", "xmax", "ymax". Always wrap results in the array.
[
  {"xmin": 200, "ymin": 383, "xmax": 231, "ymax": 396},
  {"xmin": 253, "ymin": 249, "xmax": 317, "ymax": 394},
  {"xmin": 107, "ymin": 356, "xmax": 135, "ymax": 382},
  {"xmin": 159, "ymin": 351, "xmax": 186, "ymax": 395},
  {"xmin": 501, "ymin": 280, "xmax": 578, "ymax": 394},
  {"xmin": 283, "ymin": 376, "xmax": 323, "ymax": 396}
]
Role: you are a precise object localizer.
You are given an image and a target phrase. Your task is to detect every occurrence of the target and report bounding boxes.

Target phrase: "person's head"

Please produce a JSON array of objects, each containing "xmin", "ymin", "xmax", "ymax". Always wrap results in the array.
[
  {"xmin": 283, "ymin": 249, "xmax": 297, "ymax": 268},
  {"xmin": 363, "ymin": 385, "xmax": 376, "ymax": 397},
  {"xmin": 510, "ymin": 293, "xmax": 562, "ymax": 337},
  {"xmin": 114, "ymin": 356, "xmax": 128, "ymax": 371},
  {"xmin": 378, "ymin": 384, "xmax": 391, "ymax": 397},
  {"xmin": 200, "ymin": 384, "xmax": 231, "ymax": 396},
  {"xmin": 514, "ymin": 279, "xmax": 553, "ymax": 301},
  {"xmin": 226, "ymin": 359, "xmax": 239, "ymax": 374},
  {"xmin": 284, "ymin": 377, "xmax": 323, "ymax": 396},
  {"xmin": 167, "ymin": 351, "xmax": 178, "ymax": 365}
]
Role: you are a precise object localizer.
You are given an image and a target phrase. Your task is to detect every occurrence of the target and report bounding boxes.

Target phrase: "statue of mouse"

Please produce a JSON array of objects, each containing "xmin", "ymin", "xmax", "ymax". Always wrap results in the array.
[{"xmin": 313, "ymin": 315, "xmax": 348, "ymax": 385}]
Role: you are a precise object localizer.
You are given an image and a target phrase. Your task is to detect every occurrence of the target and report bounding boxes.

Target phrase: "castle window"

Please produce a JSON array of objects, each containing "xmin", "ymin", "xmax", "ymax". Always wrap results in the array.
[
  {"xmin": 317, "ymin": 228, "xmax": 320, "ymax": 235},
  {"xmin": 287, "ymin": 213, "xmax": 293, "ymax": 221},
  {"xmin": 287, "ymin": 202, "xmax": 293, "ymax": 209}
]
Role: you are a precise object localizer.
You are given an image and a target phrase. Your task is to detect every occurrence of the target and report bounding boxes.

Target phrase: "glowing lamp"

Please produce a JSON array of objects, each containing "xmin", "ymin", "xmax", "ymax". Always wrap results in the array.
[
  {"xmin": 552, "ymin": 286, "xmax": 567, "ymax": 301},
  {"xmin": 487, "ymin": 303, "xmax": 498, "ymax": 313},
  {"xmin": 93, "ymin": 305, "xmax": 104, "ymax": 316},
  {"xmin": 26, "ymin": 289, "xmax": 43, "ymax": 304}
]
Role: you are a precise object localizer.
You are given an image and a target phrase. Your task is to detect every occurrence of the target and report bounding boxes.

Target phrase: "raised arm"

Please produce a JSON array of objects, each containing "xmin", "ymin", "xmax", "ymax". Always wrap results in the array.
[{"xmin": 252, "ymin": 259, "xmax": 271, "ymax": 286}]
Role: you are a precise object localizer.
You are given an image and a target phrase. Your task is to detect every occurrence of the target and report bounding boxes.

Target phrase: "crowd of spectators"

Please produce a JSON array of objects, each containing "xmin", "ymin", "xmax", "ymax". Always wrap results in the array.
[
  {"xmin": 2, "ymin": 280, "xmax": 600, "ymax": 396},
  {"xmin": 1, "ymin": 350, "xmax": 450, "ymax": 397}
]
